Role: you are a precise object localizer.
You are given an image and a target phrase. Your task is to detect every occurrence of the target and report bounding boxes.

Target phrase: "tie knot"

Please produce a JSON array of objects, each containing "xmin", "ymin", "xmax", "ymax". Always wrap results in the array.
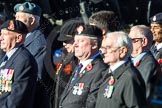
[
  {"xmin": 3, "ymin": 55, "xmax": 8, "ymax": 61},
  {"xmin": 78, "ymin": 63, "xmax": 83, "ymax": 69}
]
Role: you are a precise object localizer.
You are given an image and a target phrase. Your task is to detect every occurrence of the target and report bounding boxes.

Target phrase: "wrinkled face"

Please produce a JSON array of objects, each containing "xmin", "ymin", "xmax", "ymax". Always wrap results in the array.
[
  {"xmin": 73, "ymin": 35, "xmax": 92, "ymax": 60},
  {"xmin": 150, "ymin": 23, "xmax": 162, "ymax": 43},
  {"xmin": 101, "ymin": 35, "xmax": 120, "ymax": 65},
  {"xmin": 129, "ymin": 29, "xmax": 143, "ymax": 57},
  {"xmin": 0, "ymin": 29, "xmax": 17, "ymax": 52},
  {"xmin": 63, "ymin": 41, "xmax": 74, "ymax": 53},
  {"xmin": 15, "ymin": 12, "xmax": 31, "ymax": 29}
]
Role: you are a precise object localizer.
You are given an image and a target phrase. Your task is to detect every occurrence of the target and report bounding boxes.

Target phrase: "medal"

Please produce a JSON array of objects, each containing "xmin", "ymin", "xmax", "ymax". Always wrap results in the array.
[
  {"xmin": 77, "ymin": 83, "xmax": 84, "ymax": 95},
  {"xmin": 107, "ymin": 85, "xmax": 114, "ymax": 98},
  {"xmin": 73, "ymin": 83, "xmax": 79, "ymax": 95},
  {"xmin": 77, "ymin": 89, "xmax": 82, "ymax": 95},
  {"xmin": 104, "ymin": 85, "xmax": 109, "ymax": 98},
  {"xmin": 104, "ymin": 76, "xmax": 115, "ymax": 98}
]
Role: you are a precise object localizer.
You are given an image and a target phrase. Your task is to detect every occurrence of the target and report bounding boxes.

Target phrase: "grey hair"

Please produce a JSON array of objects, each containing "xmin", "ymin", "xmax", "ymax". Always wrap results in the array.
[
  {"xmin": 106, "ymin": 31, "xmax": 133, "ymax": 58},
  {"xmin": 26, "ymin": 13, "xmax": 40, "ymax": 28},
  {"xmin": 130, "ymin": 25, "xmax": 153, "ymax": 48}
]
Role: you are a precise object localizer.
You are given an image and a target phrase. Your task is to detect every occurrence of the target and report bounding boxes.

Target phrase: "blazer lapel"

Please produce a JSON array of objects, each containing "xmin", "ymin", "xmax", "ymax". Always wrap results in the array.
[
  {"xmin": 3, "ymin": 47, "xmax": 23, "ymax": 68},
  {"xmin": 60, "ymin": 66, "xmax": 78, "ymax": 102},
  {"xmin": 60, "ymin": 55, "xmax": 103, "ymax": 102}
]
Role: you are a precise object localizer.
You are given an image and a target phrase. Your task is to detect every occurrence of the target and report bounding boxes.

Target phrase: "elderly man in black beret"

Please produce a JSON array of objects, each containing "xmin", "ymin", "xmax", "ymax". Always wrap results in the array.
[
  {"xmin": 53, "ymin": 18, "xmax": 84, "ymax": 108},
  {"xmin": 0, "ymin": 19, "xmax": 38, "ymax": 108},
  {"xmin": 59, "ymin": 25, "xmax": 107, "ymax": 108},
  {"xmin": 14, "ymin": 2, "xmax": 48, "ymax": 108}
]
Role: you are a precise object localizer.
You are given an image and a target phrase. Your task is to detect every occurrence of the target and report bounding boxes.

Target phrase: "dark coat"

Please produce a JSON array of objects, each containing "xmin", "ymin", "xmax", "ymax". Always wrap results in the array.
[
  {"xmin": 134, "ymin": 51, "xmax": 161, "ymax": 100},
  {"xmin": 0, "ymin": 46, "xmax": 38, "ymax": 108},
  {"xmin": 95, "ymin": 60, "xmax": 147, "ymax": 108},
  {"xmin": 59, "ymin": 55, "xmax": 107, "ymax": 108},
  {"xmin": 54, "ymin": 52, "xmax": 78, "ymax": 108}
]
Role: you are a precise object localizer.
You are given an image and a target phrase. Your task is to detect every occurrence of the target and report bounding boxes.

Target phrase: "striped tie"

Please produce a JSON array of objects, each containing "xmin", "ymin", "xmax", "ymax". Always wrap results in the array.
[
  {"xmin": 71, "ymin": 63, "xmax": 83, "ymax": 83},
  {"xmin": 0, "ymin": 55, "xmax": 8, "ymax": 68}
]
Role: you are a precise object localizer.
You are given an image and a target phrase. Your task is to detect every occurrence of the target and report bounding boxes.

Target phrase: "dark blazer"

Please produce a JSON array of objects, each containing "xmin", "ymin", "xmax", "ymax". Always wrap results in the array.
[
  {"xmin": 59, "ymin": 55, "xmax": 107, "ymax": 108},
  {"xmin": 54, "ymin": 52, "xmax": 78, "ymax": 108},
  {"xmin": 134, "ymin": 51, "xmax": 161, "ymax": 100},
  {"xmin": 0, "ymin": 46, "xmax": 38, "ymax": 108},
  {"xmin": 95, "ymin": 60, "xmax": 147, "ymax": 108}
]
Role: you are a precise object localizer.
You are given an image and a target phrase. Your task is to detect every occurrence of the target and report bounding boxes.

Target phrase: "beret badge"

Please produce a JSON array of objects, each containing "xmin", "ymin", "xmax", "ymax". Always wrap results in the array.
[
  {"xmin": 76, "ymin": 25, "xmax": 84, "ymax": 34},
  {"xmin": 19, "ymin": 5, "xmax": 24, "ymax": 11},
  {"xmin": 8, "ymin": 20, "xmax": 15, "ymax": 30},
  {"xmin": 153, "ymin": 16, "xmax": 156, "ymax": 21}
]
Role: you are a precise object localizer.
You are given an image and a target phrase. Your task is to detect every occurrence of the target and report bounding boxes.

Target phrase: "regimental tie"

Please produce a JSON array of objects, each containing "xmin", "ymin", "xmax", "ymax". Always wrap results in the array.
[
  {"xmin": 71, "ymin": 63, "xmax": 83, "ymax": 83},
  {"xmin": 0, "ymin": 55, "xmax": 8, "ymax": 68},
  {"xmin": 152, "ymin": 45, "xmax": 157, "ymax": 56}
]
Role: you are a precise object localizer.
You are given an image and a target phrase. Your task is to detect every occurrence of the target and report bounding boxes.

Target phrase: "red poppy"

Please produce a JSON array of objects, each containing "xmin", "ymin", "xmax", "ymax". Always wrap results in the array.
[
  {"xmin": 86, "ymin": 63, "xmax": 92, "ymax": 71},
  {"xmin": 134, "ymin": 61, "xmax": 140, "ymax": 67},
  {"xmin": 158, "ymin": 59, "xmax": 162, "ymax": 64},
  {"xmin": 108, "ymin": 76, "xmax": 115, "ymax": 85},
  {"xmin": 55, "ymin": 62, "xmax": 62, "ymax": 74}
]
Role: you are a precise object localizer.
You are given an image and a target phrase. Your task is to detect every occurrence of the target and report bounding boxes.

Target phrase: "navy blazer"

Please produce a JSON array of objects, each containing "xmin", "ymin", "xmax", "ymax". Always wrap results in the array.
[
  {"xmin": 59, "ymin": 55, "xmax": 107, "ymax": 108},
  {"xmin": 95, "ymin": 60, "xmax": 147, "ymax": 108},
  {"xmin": 0, "ymin": 46, "xmax": 38, "ymax": 108}
]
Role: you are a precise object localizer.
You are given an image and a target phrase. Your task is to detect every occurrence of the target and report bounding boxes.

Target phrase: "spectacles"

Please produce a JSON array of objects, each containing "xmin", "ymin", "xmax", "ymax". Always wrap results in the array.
[
  {"xmin": 131, "ymin": 38, "xmax": 143, "ymax": 43},
  {"xmin": 99, "ymin": 46, "xmax": 120, "ymax": 54}
]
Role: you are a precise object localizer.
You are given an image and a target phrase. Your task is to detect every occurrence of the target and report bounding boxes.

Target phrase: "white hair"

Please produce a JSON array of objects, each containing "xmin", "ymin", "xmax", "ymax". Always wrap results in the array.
[
  {"xmin": 106, "ymin": 31, "xmax": 133, "ymax": 58},
  {"xmin": 26, "ymin": 13, "xmax": 40, "ymax": 28}
]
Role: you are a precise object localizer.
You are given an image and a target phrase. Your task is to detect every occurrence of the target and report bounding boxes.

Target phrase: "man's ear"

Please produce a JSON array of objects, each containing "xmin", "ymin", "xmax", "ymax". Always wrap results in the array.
[
  {"xmin": 16, "ymin": 34, "xmax": 23, "ymax": 43},
  {"xmin": 119, "ymin": 46, "xmax": 128, "ymax": 59},
  {"xmin": 92, "ymin": 40, "xmax": 98, "ymax": 49},
  {"xmin": 141, "ymin": 37, "xmax": 147, "ymax": 47},
  {"xmin": 29, "ymin": 16, "xmax": 35, "ymax": 25}
]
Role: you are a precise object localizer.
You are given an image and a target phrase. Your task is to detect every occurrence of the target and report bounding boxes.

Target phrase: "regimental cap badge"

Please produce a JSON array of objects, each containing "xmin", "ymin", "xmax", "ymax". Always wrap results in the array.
[
  {"xmin": 153, "ymin": 16, "xmax": 156, "ymax": 21},
  {"xmin": 19, "ymin": 5, "xmax": 24, "ymax": 11},
  {"xmin": 8, "ymin": 20, "xmax": 15, "ymax": 30},
  {"xmin": 76, "ymin": 25, "xmax": 84, "ymax": 34}
]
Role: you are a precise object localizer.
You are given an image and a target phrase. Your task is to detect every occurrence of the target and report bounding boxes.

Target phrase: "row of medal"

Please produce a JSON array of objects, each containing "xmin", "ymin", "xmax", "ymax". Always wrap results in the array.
[
  {"xmin": 0, "ymin": 69, "xmax": 14, "ymax": 94},
  {"xmin": 73, "ymin": 83, "xmax": 84, "ymax": 95},
  {"xmin": 104, "ymin": 76, "xmax": 115, "ymax": 98}
]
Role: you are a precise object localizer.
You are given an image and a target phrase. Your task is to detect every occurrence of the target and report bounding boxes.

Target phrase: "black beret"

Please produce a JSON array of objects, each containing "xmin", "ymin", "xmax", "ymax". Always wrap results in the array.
[
  {"xmin": 14, "ymin": 2, "xmax": 42, "ymax": 16},
  {"xmin": 76, "ymin": 25, "xmax": 102, "ymax": 39},
  {"xmin": 150, "ymin": 13, "xmax": 162, "ymax": 24},
  {"xmin": 0, "ymin": 20, "xmax": 28, "ymax": 34},
  {"xmin": 58, "ymin": 18, "xmax": 84, "ymax": 42}
]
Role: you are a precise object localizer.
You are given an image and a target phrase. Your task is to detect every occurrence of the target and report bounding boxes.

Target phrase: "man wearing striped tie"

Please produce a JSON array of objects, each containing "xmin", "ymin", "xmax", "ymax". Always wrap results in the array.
[
  {"xmin": 0, "ymin": 19, "xmax": 38, "ymax": 108},
  {"xmin": 59, "ymin": 25, "xmax": 107, "ymax": 108}
]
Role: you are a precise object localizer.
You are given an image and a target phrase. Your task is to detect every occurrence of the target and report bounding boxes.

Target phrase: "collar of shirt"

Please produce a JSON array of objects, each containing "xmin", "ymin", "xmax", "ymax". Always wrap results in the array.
[
  {"xmin": 110, "ymin": 58, "xmax": 128, "ymax": 73},
  {"xmin": 26, "ymin": 29, "xmax": 38, "ymax": 38},
  {"xmin": 6, "ymin": 47, "xmax": 19, "ymax": 60},
  {"xmin": 79, "ymin": 53, "xmax": 100, "ymax": 73},
  {"xmin": 131, "ymin": 51, "xmax": 148, "ymax": 65},
  {"xmin": 156, "ymin": 43, "xmax": 162, "ymax": 50}
]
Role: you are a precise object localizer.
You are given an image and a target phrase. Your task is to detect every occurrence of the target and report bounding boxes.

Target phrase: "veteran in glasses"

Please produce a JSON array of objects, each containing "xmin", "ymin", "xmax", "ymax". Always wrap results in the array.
[
  {"xmin": 96, "ymin": 31, "xmax": 147, "ymax": 108},
  {"xmin": 129, "ymin": 25, "xmax": 161, "ymax": 102}
]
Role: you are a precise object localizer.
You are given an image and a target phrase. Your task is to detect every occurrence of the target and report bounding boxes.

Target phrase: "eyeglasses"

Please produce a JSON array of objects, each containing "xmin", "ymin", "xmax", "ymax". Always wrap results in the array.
[
  {"xmin": 99, "ymin": 46, "xmax": 120, "ymax": 54},
  {"xmin": 131, "ymin": 38, "xmax": 143, "ymax": 43}
]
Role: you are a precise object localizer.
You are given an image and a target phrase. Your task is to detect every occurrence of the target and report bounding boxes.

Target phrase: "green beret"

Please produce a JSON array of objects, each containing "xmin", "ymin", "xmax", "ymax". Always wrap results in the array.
[{"xmin": 14, "ymin": 2, "xmax": 42, "ymax": 16}]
